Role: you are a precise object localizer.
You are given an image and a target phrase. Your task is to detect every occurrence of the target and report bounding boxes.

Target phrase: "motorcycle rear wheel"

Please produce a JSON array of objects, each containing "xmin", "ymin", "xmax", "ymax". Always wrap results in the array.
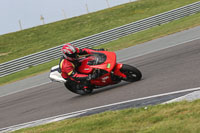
[
  {"xmin": 64, "ymin": 81, "xmax": 93, "ymax": 95},
  {"xmin": 120, "ymin": 64, "xmax": 142, "ymax": 82}
]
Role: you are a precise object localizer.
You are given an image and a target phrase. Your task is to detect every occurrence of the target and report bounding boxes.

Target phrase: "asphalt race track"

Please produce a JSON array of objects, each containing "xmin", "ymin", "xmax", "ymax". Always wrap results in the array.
[{"xmin": 0, "ymin": 38, "xmax": 200, "ymax": 129}]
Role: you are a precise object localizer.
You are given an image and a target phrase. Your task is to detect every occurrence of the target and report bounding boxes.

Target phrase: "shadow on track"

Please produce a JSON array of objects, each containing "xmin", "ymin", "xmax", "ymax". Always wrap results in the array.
[{"xmin": 66, "ymin": 81, "xmax": 136, "ymax": 101}]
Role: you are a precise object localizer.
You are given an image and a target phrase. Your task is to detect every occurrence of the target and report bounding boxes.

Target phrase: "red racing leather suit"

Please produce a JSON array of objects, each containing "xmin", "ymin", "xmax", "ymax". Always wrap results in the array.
[{"xmin": 59, "ymin": 48, "xmax": 101, "ymax": 82}]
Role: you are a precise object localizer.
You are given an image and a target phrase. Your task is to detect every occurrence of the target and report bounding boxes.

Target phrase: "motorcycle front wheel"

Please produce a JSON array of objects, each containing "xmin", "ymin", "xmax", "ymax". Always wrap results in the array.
[{"xmin": 120, "ymin": 64, "xmax": 142, "ymax": 82}]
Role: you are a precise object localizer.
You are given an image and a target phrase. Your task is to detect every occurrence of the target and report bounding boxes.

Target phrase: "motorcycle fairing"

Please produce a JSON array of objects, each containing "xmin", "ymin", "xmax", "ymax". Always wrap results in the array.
[
  {"xmin": 113, "ymin": 63, "xmax": 126, "ymax": 78},
  {"xmin": 78, "ymin": 56, "xmax": 94, "ymax": 74},
  {"xmin": 77, "ymin": 51, "xmax": 116, "ymax": 74},
  {"xmin": 90, "ymin": 73, "xmax": 115, "ymax": 86}
]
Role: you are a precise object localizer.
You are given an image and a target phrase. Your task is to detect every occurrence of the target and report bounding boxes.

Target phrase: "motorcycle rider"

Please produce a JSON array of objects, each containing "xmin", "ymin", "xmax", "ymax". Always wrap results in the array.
[{"xmin": 59, "ymin": 43, "xmax": 104, "ymax": 90}]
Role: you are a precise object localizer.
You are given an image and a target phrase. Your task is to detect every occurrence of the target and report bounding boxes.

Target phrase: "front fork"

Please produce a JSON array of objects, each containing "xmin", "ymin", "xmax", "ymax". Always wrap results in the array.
[{"xmin": 113, "ymin": 63, "xmax": 126, "ymax": 78}]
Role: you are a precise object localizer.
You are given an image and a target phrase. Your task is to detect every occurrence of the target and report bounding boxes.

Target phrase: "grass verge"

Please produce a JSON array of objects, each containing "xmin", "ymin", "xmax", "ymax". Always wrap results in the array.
[
  {"xmin": 14, "ymin": 99, "xmax": 200, "ymax": 133},
  {"xmin": 0, "ymin": 12, "xmax": 200, "ymax": 86},
  {"xmin": 0, "ymin": 0, "xmax": 199, "ymax": 63},
  {"xmin": 0, "ymin": 59, "xmax": 59, "ymax": 86}
]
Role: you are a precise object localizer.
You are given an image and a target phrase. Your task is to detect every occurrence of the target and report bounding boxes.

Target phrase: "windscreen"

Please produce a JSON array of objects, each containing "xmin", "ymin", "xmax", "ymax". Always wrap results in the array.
[{"xmin": 87, "ymin": 53, "xmax": 107, "ymax": 65}]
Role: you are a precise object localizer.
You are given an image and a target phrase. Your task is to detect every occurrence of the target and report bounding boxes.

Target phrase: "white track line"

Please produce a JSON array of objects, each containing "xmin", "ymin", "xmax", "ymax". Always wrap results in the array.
[
  {"xmin": 64, "ymin": 87, "xmax": 200, "ymax": 113},
  {"xmin": 119, "ymin": 37, "xmax": 200, "ymax": 62},
  {"xmin": 0, "ymin": 112, "xmax": 86, "ymax": 133},
  {"xmin": 1, "ymin": 87, "xmax": 200, "ymax": 132},
  {"xmin": 0, "ymin": 81, "xmax": 51, "ymax": 98}
]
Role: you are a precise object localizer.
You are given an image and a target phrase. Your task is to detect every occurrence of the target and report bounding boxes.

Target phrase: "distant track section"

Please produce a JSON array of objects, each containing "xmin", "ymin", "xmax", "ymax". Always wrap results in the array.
[{"xmin": 0, "ymin": 1, "xmax": 200, "ymax": 77}]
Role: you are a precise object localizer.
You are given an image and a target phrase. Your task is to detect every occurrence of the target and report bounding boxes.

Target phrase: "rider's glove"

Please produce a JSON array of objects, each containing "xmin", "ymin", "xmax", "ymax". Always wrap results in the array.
[
  {"xmin": 93, "ymin": 48, "xmax": 105, "ymax": 51},
  {"xmin": 98, "ymin": 48, "xmax": 105, "ymax": 51}
]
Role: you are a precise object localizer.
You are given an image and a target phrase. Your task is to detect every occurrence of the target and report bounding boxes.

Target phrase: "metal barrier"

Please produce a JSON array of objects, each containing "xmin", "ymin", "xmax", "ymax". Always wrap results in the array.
[{"xmin": 0, "ymin": 1, "xmax": 200, "ymax": 77}]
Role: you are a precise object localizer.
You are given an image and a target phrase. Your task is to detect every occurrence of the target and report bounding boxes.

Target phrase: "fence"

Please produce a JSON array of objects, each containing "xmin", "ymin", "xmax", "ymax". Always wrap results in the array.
[{"xmin": 0, "ymin": 1, "xmax": 200, "ymax": 77}]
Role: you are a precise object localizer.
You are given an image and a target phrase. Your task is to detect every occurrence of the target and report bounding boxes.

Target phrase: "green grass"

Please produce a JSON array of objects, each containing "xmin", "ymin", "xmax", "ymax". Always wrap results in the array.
[
  {"xmin": 1, "ymin": 11, "xmax": 200, "ymax": 86},
  {"xmin": 14, "ymin": 99, "xmax": 200, "ymax": 133},
  {"xmin": 1, "ymin": 0, "xmax": 200, "ymax": 86},
  {"xmin": 0, "ymin": 59, "xmax": 59, "ymax": 86},
  {"xmin": 0, "ymin": 11, "xmax": 200, "ymax": 86},
  {"xmin": 0, "ymin": 0, "xmax": 199, "ymax": 63}
]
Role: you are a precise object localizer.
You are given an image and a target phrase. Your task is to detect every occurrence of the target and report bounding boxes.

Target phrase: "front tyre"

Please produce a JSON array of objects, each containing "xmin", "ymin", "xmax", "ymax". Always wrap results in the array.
[{"xmin": 120, "ymin": 64, "xmax": 142, "ymax": 82}]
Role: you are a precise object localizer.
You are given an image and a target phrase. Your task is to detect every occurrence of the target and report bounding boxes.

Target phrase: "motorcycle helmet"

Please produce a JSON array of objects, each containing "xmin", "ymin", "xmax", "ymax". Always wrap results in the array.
[{"xmin": 61, "ymin": 43, "xmax": 78, "ymax": 61}]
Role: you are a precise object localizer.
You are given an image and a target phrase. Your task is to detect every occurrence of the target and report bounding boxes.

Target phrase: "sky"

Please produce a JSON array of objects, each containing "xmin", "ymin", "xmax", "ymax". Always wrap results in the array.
[{"xmin": 0, "ymin": 0, "xmax": 136, "ymax": 35}]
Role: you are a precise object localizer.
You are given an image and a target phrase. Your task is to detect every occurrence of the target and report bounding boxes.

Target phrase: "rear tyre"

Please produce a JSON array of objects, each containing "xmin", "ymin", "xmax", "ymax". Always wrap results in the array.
[
  {"xmin": 120, "ymin": 64, "xmax": 142, "ymax": 82},
  {"xmin": 64, "ymin": 81, "xmax": 93, "ymax": 95}
]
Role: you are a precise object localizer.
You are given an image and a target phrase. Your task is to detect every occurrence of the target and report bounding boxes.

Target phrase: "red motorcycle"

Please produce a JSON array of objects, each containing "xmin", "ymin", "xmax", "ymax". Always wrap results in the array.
[{"xmin": 49, "ymin": 51, "xmax": 142, "ymax": 95}]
